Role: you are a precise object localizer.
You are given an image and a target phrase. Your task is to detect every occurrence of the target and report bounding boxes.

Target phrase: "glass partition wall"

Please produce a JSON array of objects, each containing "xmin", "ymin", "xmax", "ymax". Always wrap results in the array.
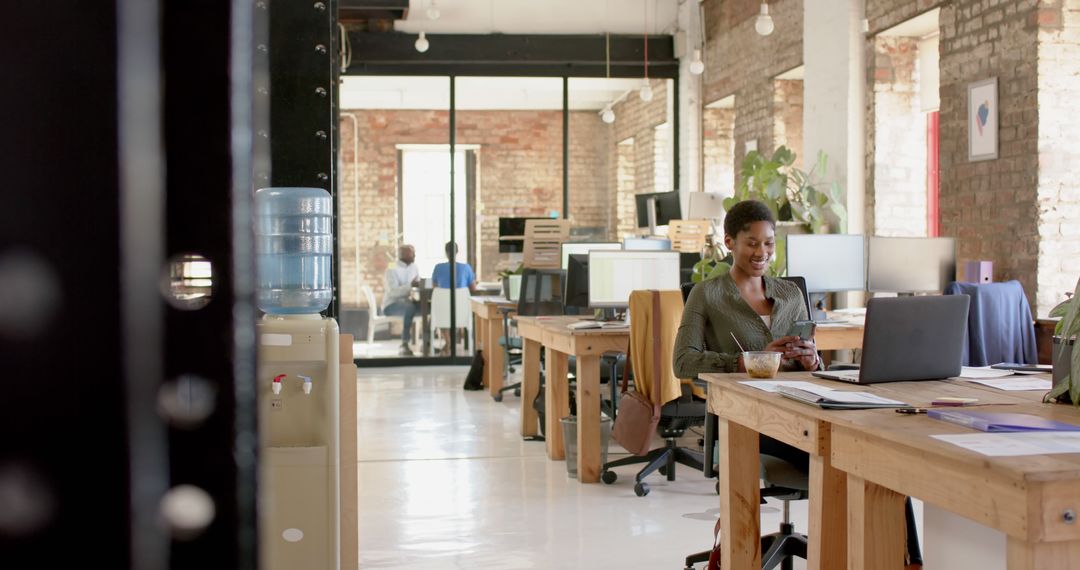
[{"xmin": 339, "ymin": 75, "xmax": 676, "ymax": 365}]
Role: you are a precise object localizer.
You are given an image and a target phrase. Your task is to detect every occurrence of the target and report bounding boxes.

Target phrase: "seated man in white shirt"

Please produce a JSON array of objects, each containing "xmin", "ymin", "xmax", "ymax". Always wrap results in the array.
[{"xmin": 382, "ymin": 244, "xmax": 421, "ymax": 356}]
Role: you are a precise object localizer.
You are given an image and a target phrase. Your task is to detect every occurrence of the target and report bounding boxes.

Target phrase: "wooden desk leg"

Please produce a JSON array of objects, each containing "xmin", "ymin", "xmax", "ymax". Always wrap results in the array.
[
  {"xmin": 519, "ymin": 338, "xmax": 541, "ymax": 437},
  {"xmin": 1006, "ymin": 538, "xmax": 1080, "ymax": 569},
  {"xmin": 847, "ymin": 475, "xmax": 905, "ymax": 570},
  {"xmin": 575, "ymin": 354, "xmax": 602, "ymax": 483},
  {"xmin": 718, "ymin": 418, "xmax": 761, "ymax": 569},
  {"xmin": 487, "ymin": 316, "xmax": 505, "ymax": 400},
  {"xmin": 544, "ymin": 349, "xmax": 570, "ymax": 460},
  {"xmin": 807, "ymin": 454, "xmax": 847, "ymax": 570}
]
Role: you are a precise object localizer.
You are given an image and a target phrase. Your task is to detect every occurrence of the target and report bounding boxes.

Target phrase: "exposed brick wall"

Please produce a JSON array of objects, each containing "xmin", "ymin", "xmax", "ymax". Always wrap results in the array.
[
  {"xmin": 1035, "ymin": 0, "xmax": 1080, "ymax": 313},
  {"xmin": 866, "ymin": 0, "xmax": 944, "ymax": 35},
  {"xmin": 868, "ymin": 36, "xmax": 928, "ymax": 238},
  {"xmin": 338, "ymin": 109, "xmax": 609, "ymax": 307},
  {"xmin": 703, "ymin": 108, "xmax": 736, "ymax": 195},
  {"xmin": 569, "ymin": 112, "xmax": 612, "ymax": 239},
  {"xmin": 773, "ymin": 79, "xmax": 804, "ymax": 169},
  {"xmin": 938, "ymin": 0, "xmax": 1042, "ymax": 309},
  {"xmin": 609, "ymin": 79, "xmax": 671, "ymax": 238},
  {"xmin": 702, "ymin": 0, "xmax": 803, "ymax": 175}
]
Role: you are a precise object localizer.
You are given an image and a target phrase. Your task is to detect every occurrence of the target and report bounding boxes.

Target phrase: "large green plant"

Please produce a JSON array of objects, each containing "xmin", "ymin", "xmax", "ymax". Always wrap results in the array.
[
  {"xmin": 723, "ymin": 146, "xmax": 848, "ymax": 234},
  {"xmin": 1047, "ymin": 278, "xmax": 1080, "ymax": 405}
]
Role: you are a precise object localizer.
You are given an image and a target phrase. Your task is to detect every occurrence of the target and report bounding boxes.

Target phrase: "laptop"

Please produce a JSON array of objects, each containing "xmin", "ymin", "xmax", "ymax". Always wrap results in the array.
[{"xmin": 812, "ymin": 295, "xmax": 970, "ymax": 384}]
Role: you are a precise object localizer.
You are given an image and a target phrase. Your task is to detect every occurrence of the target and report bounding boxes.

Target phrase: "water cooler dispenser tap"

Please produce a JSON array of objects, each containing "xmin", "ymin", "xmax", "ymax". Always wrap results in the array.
[
  {"xmin": 272, "ymin": 373, "xmax": 285, "ymax": 395},
  {"xmin": 300, "ymin": 375, "xmax": 313, "ymax": 395}
]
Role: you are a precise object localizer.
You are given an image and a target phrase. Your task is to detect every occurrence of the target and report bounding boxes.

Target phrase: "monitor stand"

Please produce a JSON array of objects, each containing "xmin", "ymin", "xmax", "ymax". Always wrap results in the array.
[
  {"xmin": 809, "ymin": 293, "xmax": 828, "ymax": 322},
  {"xmin": 594, "ymin": 308, "xmax": 622, "ymax": 322}
]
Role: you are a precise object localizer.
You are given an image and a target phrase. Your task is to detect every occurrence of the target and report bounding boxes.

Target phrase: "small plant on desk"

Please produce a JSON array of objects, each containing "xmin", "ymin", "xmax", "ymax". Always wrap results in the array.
[{"xmin": 1047, "ymin": 278, "xmax": 1080, "ymax": 405}]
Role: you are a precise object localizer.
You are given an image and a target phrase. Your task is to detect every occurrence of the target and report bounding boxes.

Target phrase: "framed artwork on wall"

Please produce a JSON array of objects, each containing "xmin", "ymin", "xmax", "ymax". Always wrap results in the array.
[{"xmin": 968, "ymin": 77, "xmax": 998, "ymax": 161}]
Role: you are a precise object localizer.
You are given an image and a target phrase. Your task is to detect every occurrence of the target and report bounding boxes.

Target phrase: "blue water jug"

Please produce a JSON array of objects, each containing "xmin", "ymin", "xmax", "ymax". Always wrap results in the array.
[{"xmin": 255, "ymin": 187, "xmax": 333, "ymax": 314}]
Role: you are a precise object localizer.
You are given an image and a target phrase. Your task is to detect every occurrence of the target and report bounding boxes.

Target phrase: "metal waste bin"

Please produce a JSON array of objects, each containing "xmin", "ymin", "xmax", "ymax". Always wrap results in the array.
[{"xmin": 560, "ymin": 416, "xmax": 613, "ymax": 478}]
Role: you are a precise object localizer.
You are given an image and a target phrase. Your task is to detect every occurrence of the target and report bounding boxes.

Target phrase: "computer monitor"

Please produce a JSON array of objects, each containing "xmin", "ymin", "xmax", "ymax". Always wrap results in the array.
[
  {"xmin": 679, "ymin": 252, "xmax": 700, "ymax": 283},
  {"xmin": 560, "ymin": 242, "xmax": 621, "ymax": 270},
  {"xmin": 498, "ymin": 217, "xmax": 545, "ymax": 253},
  {"xmin": 563, "ymin": 254, "xmax": 590, "ymax": 311},
  {"xmin": 785, "ymin": 234, "xmax": 867, "ymax": 293},
  {"xmin": 623, "ymin": 237, "xmax": 672, "ymax": 251},
  {"xmin": 687, "ymin": 192, "xmax": 725, "ymax": 220},
  {"xmin": 588, "ymin": 250, "xmax": 681, "ymax": 308},
  {"xmin": 516, "ymin": 268, "xmax": 564, "ymax": 316},
  {"xmin": 867, "ymin": 236, "xmax": 957, "ymax": 294},
  {"xmin": 634, "ymin": 191, "xmax": 682, "ymax": 229}
]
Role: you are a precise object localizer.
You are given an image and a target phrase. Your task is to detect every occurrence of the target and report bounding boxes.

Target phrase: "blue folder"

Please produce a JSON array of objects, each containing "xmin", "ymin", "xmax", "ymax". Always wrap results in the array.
[{"xmin": 928, "ymin": 410, "xmax": 1080, "ymax": 433}]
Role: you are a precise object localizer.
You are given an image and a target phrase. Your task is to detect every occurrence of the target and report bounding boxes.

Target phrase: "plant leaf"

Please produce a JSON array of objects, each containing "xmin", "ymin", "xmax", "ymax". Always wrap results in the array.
[{"xmin": 1050, "ymin": 300, "xmax": 1072, "ymax": 319}]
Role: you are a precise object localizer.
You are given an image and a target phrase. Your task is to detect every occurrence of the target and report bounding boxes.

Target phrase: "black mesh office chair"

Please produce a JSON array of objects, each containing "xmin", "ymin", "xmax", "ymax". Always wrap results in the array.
[
  {"xmin": 495, "ymin": 269, "xmax": 565, "ymax": 402},
  {"xmin": 600, "ymin": 290, "xmax": 705, "ymax": 497}
]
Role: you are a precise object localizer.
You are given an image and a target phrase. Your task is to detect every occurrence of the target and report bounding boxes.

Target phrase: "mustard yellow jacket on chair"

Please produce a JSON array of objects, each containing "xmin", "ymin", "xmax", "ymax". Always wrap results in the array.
[{"xmin": 627, "ymin": 289, "xmax": 705, "ymax": 407}]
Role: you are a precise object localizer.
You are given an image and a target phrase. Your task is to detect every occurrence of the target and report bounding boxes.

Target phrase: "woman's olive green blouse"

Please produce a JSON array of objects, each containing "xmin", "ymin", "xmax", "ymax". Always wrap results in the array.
[{"xmin": 673, "ymin": 272, "xmax": 815, "ymax": 378}]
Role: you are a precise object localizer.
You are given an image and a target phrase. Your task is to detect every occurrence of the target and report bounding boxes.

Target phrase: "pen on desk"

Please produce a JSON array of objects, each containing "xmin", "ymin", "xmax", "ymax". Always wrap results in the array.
[{"xmin": 895, "ymin": 407, "xmax": 928, "ymax": 414}]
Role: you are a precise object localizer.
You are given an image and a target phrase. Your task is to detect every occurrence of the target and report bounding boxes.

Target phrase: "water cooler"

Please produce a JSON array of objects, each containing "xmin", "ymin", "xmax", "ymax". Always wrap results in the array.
[{"xmin": 255, "ymin": 187, "xmax": 340, "ymax": 570}]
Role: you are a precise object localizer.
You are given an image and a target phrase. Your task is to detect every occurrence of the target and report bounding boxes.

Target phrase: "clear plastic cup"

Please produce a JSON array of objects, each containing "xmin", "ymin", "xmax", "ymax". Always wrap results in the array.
[{"xmin": 743, "ymin": 351, "xmax": 782, "ymax": 378}]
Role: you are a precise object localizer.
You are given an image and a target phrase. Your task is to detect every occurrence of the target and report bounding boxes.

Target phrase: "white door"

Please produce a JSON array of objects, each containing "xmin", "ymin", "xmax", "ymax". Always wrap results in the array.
[{"xmin": 400, "ymin": 148, "xmax": 468, "ymax": 277}]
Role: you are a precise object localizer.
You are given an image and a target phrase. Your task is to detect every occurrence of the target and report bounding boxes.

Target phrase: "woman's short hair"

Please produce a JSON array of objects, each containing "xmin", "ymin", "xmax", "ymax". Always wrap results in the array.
[{"xmin": 724, "ymin": 200, "xmax": 776, "ymax": 238}]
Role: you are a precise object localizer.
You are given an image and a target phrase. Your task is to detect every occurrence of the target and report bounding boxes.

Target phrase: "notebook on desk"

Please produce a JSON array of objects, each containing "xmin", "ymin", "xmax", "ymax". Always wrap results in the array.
[
  {"xmin": 811, "ymin": 295, "xmax": 970, "ymax": 385},
  {"xmin": 928, "ymin": 410, "xmax": 1080, "ymax": 432}
]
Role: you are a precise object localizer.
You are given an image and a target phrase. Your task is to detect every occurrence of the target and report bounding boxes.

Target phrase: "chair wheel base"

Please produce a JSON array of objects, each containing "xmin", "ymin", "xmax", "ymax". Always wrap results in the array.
[
  {"xmin": 493, "ymin": 393, "xmax": 503, "ymax": 402},
  {"xmin": 634, "ymin": 482, "xmax": 650, "ymax": 497},
  {"xmin": 513, "ymin": 388, "xmax": 521, "ymax": 397},
  {"xmin": 601, "ymin": 471, "xmax": 617, "ymax": 484}
]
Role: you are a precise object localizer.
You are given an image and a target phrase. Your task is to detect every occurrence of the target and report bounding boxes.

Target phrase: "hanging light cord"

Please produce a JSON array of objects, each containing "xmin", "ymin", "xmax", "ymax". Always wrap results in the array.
[{"xmin": 644, "ymin": 1, "xmax": 649, "ymax": 81}]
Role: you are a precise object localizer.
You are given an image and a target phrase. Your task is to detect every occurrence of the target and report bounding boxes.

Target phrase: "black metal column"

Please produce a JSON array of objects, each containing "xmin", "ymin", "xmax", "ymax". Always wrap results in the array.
[
  {"xmin": 269, "ymin": 0, "xmax": 338, "ymax": 319},
  {"xmin": 673, "ymin": 76, "xmax": 680, "ymax": 192},
  {"xmin": 161, "ymin": 0, "xmax": 259, "ymax": 568},
  {"xmin": 2, "ymin": 0, "xmax": 260, "ymax": 567},
  {"xmin": 1, "ymin": 1, "xmax": 135, "ymax": 566},
  {"xmin": 449, "ymin": 76, "xmax": 458, "ymax": 355},
  {"xmin": 563, "ymin": 76, "xmax": 570, "ymax": 218}
]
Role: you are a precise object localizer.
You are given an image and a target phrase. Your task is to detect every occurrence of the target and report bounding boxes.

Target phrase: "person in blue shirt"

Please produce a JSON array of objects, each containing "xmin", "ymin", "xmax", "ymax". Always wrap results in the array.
[
  {"xmin": 431, "ymin": 242, "xmax": 477, "ymax": 355},
  {"xmin": 431, "ymin": 242, "xmax": 477, "ymax": 293}
]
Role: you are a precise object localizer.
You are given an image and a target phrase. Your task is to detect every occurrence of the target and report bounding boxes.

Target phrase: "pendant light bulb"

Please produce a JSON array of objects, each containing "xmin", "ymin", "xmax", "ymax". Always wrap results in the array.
[
  {"xmin": 688, "ymin": 49, "xmax": 705, "ymax": 75},
  {"xmin": 601, "ymin": 108, "xmax": 615, "ymax": 124},
  {"xmin": 755, "ymin": 3, "xmax": 775, "ymax": 36},
  {"xmin": 639, "ymin": 82, "xmax": 654, "ymax": 102},
  {"xmin": 415, "ymin": 31, "xmax": 430, "ymax": 53}
]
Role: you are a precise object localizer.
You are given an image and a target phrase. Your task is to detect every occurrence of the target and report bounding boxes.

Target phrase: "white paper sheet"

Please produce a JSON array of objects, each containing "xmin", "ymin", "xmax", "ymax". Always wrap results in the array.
[
  {"xmin": 739, "ymin": 381, "xmax": 829, "ymax": 394},
  {"xmin": 960, "ymin": 377, "xmax": 1053, "ymax": 392},
  {"xmin": 741, "ymin": 381, "xmax": 905, "ymax": 406},
  {"xmin": 958, "ymin": 366, "xmax": 1016, "ymax": 379},
  {"xmin": 932, "ymin": 432, "xmax": 1080, "ymax": 457}
]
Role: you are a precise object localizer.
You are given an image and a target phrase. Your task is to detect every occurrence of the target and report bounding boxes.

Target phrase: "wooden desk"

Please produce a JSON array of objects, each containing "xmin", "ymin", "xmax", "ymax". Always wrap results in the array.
[
  {"xmin": 700, "ymin": 371, "xmax": 1071, "ymax": 569},
  {"xmin": 815, "ymin": 324, "xmax": 863, "ymax": 351},
  {"xmin": 516, "ymin": 316, "xmax": 629, "ymax": 483},
  {"xmin": 515, "ymin": 316, "xmax": 546, "ymax": 438},
  {"xmin": 470, "ymin": 296, "xmax": 516, "ymax": 400}
]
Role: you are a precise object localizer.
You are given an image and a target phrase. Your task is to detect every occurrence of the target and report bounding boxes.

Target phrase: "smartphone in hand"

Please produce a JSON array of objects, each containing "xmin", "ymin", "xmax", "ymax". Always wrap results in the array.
[{"xmin": 787, "ymin": 320, "xmax": 817, "ymax": 341}]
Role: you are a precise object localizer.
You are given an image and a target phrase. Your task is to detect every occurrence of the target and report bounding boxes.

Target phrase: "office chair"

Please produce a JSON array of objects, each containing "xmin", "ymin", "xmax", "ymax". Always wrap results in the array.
[
  {"xmin": 601, "ymin": 290, "xmax": 705, "ymax": 497},
  {"xmin": 944, "ymin": 280, "xmax": 1038, "ymax": 366},
  {"xmin": 495, "ymin": 269, "xmax": 565, "ymax": 402},
  {"xmin": 684, "ymin": 455, "xmax": 810, "ymax": 570}
]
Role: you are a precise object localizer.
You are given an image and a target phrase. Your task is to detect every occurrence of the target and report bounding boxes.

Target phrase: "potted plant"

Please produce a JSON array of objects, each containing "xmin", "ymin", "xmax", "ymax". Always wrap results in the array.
[
  {"xmin": 1047, "ymin": 278, "xmax": 1080, "ymax": 404},
  {"xmin": 691, "ymin": 146, "xmax": 846, "ymax": 283},
  {"xmin": 498, "ymin": 263, "xmax": 524, "ymax": 299}
]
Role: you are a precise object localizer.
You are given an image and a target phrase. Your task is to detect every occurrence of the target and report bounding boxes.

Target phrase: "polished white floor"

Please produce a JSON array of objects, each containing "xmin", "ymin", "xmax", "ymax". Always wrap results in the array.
[{"xmin": 355, "ymin": 366, "xmax": 809, "ymax": 569}]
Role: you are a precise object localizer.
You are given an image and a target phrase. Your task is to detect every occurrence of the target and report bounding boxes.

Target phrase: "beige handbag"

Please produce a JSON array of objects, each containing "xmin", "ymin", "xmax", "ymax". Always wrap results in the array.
[{"xmin": 611, "ymin": 291, "xmax": 663, "ymax": 456}]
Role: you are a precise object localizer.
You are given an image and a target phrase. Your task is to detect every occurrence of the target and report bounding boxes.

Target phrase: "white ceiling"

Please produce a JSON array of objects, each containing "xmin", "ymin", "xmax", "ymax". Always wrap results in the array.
[
  {"xmin": 394, "ymin": 0, "xmax": 679, "ymax": 35},
  {"xmin": 340, "ymin": 76, "xmax": 648, "ymax": 110}
]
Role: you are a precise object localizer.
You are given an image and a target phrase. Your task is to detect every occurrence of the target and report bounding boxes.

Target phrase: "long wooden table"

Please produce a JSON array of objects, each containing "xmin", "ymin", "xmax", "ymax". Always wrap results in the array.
[
  {"xmin": 700, "ymin": 371, "xmax": 1080, "ymax": 569},
  {"xmin": 514, "ymin": 316, "xmax": 629, "ymax": 483},
  {"xmin": 470, "ymin": 296, "xmax": 517, "ymax": 400}
]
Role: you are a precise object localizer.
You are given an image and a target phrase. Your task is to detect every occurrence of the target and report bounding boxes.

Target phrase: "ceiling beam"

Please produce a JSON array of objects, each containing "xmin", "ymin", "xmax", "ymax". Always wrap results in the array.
[{"xmin": 344, "ymin": 32, "xmax": 678, "ymax": 78}]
